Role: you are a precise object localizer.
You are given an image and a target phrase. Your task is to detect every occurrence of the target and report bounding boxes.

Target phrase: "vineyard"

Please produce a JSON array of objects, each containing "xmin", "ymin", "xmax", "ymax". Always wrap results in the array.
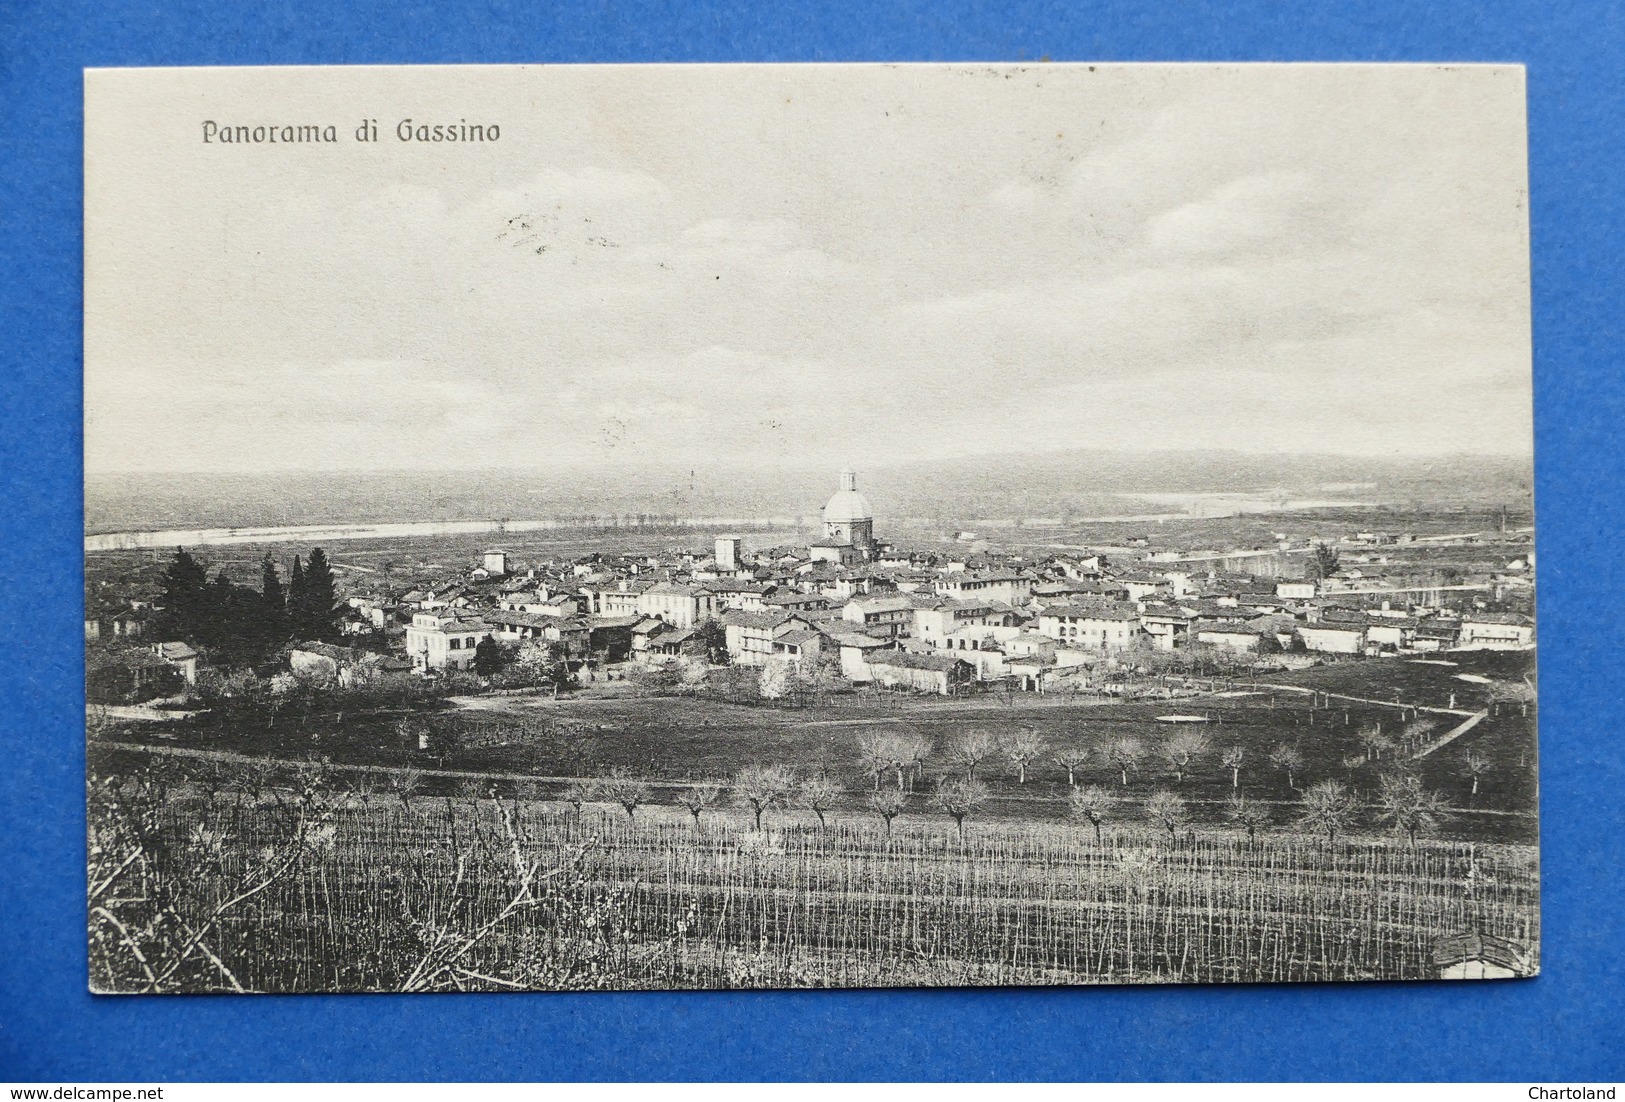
[{"xmin": 88, "ymin": 769, "xmax": 1539, "ymax": 993}]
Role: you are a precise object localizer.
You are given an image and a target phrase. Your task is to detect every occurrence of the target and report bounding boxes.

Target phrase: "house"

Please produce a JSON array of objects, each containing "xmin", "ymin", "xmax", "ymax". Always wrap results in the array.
[
  {"xmin": 912, "ymin": 600, "xmax": 1021, "ymax": 646},
  {"xmin": 1297, "ymin": 622, "xmax": 1365, "ymax": 654},
  {"xmin": 723, "ymin": 609, "xmax": 817, "ymax": 666},
  {"xmin": 151, "ymin": 641, "xmax": 199, "ymax": 685},
  {"xmin": 1364, "ymin": 616, "xmax": 1418, "ymax": 652},
  {"xmin": 1139, "ymin": 603, "xmax": 1194, "ymax": 652},
  {"xmin": 841, "ymin": 594, "xmax": 918, "ymax": 639},
  {"xmin": 771, "ymin": 628, "xmax": 825, "ymax": 665},
  {"xmin": 763, "ymin": 590, "xmax": 832, "ymax": 614},
  {"xmin": 820, "ymin": 629, "xmax": 896, "ymax": 682},
  {"xmin": 87, "ymin": 647, "xmax": 181, "ymax": 703},
  {"xmin": 404, "ymin": 612, "xmax": 492, "ymax": 672},
  {"xmin": 1036, "ymin": 602, "xmax": 1141, "ymax": 650},
  {"xmin": 636, "ymin": 582, "xmax": 719, "ymax": 629},
  {"xmin": 1457, "ymin": 613, "xmax": 1535, "ymax": 650},
  {"xmin": 1195, "ymin": 621, "xmax": 1262, "ymax": 652},
  {"xmin": 1431, "ymin": 932, "xmax": 1531, "ymax": 979},
  {"xmin": 1277, "ymin": 580, "xmax": 1317, "ymax": 600},
  {"xmin": 1005, "ymin": 652, "xmax": 1055, "ymax": 692},
  {"xmin": 865, "ymin": 652, "xmax": 976, "ymax": 695},
  {"xmin": 933, "ymin": 571, "xmax": 1033, "ymax": 607}
]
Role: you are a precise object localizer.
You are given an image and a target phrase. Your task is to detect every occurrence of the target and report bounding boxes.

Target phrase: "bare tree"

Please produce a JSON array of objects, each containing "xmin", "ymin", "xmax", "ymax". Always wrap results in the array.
[
  {"xmin": 1163, "ymin": 730, "xmax": 1210, "ymax": 783},
  {"xmin": 1464, "ymin": 749, "xmax": 1495, "ymax": 797},
  {"xmin": 1069, "ymin": 784, "xmax": 1114, "ymax": 843},
  {"xmin": 1001, "ymin": 728, "xmax": 1046, "ymax": 784},
  {"xmin": 935, "ymin": 777, "xmax": 989, "ymax": 838},
  {"xmin": 798, "ymin": 776, "xmax": 840, "ymax": 829},
  {"xmin": 560, "ymin": 779, "xmax": 598, "ymax": 819},
  {"xmin": 1375, "ymin": 770, "xmax": 1451, "ymax": 846},
  {"xmin": 1106, "ymin": 737, "xmax": 1144, "ymax": 786},
  {"xmin": 393, "ymin": 766, "xmax": 424, "ymax": 812},
  {"xmin": 735, "ymin": 764, "xmax": 795, "ymax": 830},
  {"xmin": 868, "ymin": 786, "xmax": 907, "ymax": 838},
  {"xmin": 1300, "ymin": 780, "xmax": 1360, "ymax": 844},
  {"xmin": 855, "ymin": 731, "xmax": 893, "ymax": 792},
  {"xmin": 1267, "ymin": 743, "xmax": 1303, "ymax": 790},
  {"xmin": 1144, "ymin": 789, "xmax": 1189, "ymax": 840},
  {"xmin": 1221, "ymin": 745, "xmax": 1246, "ymax": 790},
  {"xmin": 949, "ymin": 729, "xmax": 997, "ymax": 781},
  {"xmin": 1400, "ymin": 717, "xmax": 1440, "ymax": 755},
  {"xmin": 599, "ymin": 768, "xmax": 650, "ymax": 820},
  {"xmin": 1053, "ymin": 744, "xmax": 1090, "ymax": 787},
  {"xmin": 676, "ymin": 781, "xmax": 722, "ymax": 831},
  {"xmin": 897, "ymin": 731, "xmax": 934, "ymax": 791},
  {"xmin": 1359, "ymin": 723, "xmax": 1395, "ymax": 761},
  {"xmin": 1224, "ymin": 794, "xmax": 1271, "ymax": 841}
]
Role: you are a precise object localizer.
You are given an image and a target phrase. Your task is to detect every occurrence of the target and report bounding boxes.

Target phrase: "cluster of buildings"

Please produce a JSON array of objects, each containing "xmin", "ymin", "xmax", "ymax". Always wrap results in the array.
[{"xmin": 332, "ymin": 470, "xmax": 1536, "ymax": 695}]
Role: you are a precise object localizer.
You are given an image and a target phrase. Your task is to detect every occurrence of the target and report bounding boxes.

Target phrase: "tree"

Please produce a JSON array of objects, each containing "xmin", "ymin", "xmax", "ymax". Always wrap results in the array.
[
  {"xmin": 1308, "ymin": 541, "xmax": 1341, "ymax": 581},
  {"xmin": 935, "ymin": 776, "xmax": 989, "ymax": 838},
  {"xmin": 855, "ymin": 731, "xmax": 894, "ymax": 791},
  {"xmin": 303, "ymin": 548, "xmax": 341, "ymax": 640},
  {"xmin": 1268, "ymin": 743, "xmax": 1304, "ymax": 790},
  {"xmin": 472, "ymin": 636, "xmax": 510, "ymax": 678},
  {"xmin": 1144, "ymin": 790, "xmax": 1189, "ymax": 839},
  {"xmin": 1069, "ymin": 784, "xmax": 1113, "ymax": 843},
  {"xmin": 393, "ymin": 767, "xmax": 424, "ymax": 812},
  {"xmin": 1163, "ymin": 730, "xmax": 1210, "ymax": 783},
  {"xmin": 286, "ymin": 555, "xmax": 307, "ymax": 637},
  {"xmin": 757, "ymin": 657, "xmax": 791, "ymax": 702},
  {"xmin": 687, "ymin": 618, "xmax": 728, "ymax": 665},
  {"xmin": 949, "ymin": 729, "xmax": 997, "ymax": 781},
  {"xmin": 1225, "ymin": 794, "xmax": 1271, "ymax": 841},
  {"xmin": 896, "ymin": 731, "xmax": 934, "ymax": 791},
  {"xmin": 155, "ymin": 547, "xmax": 210, "ymax": 642},
  {"xmin": 1464, "ymin": 749, "xmax": 1495, "ymax": 797},
  {"xmin": 560, "ymin": 779, "xmax": 598, "ymax": 819},
  {"xmin": 516, "ymin": 640, "xmax": 573, "ymax": 696},
  {"xmin": 1300, "ymin": 780, "xmax": 1360, "ymax": 844},
  {"xmin": 1001, "ymin": 728, "xmax": 1046, "ymax": 784},
  {"xmin": 258, "ymin": 553, "xmax": 289, "ymax": 649},
  {"xmin": 1054, "ymin": 744, "xmax": 1090, "ymax": 787},
  {"xmin": 1375, "ymin": 770, "xmax": 1451, "ymax": 846},
  {"xmin": 1359, "ymin": 723, "xmax": 1395, "ymax": 761},
  {"xmin": 1106, "ymin": 737, "xmax": 1144, "ymax": 786},
  {"xmin": 677, "ymin": 781, "xmax": 721, "ymax": 830},
  {"xmin": 735, "ymin": 764, "xmax": 794, "ymax": 830},
  {"xmin": 599, "ymin": 768, "xmax": 650, "ymax": 820},
  {"xmin": 869, "ymin": 787, "xmax": 906, "ymax": 837},
  {"xmin": 1221, "ymin": 745, "xmax": 1246, "ymax": 790},
  {"xmin": 798, "ymin": 776, "xmax": 840, "ymax": 829}
]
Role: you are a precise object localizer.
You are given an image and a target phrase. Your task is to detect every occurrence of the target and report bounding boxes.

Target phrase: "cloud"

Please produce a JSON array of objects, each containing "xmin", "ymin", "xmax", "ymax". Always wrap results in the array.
[{"xmin": 1147, "ymin": 171, "xmax": 1316, "ymax": 255}]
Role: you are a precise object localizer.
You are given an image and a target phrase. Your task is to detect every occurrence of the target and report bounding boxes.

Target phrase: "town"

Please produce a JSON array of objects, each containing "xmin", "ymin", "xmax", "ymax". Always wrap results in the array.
[{"xmin": 86, "ymin": 468, "xmax": 1536, "ymax": 706}]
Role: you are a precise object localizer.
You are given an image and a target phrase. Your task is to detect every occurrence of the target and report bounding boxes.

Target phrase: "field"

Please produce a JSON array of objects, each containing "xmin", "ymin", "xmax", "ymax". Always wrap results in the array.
[
  {"xmin": 97, "ymin": 648, "xmax": 1539, "ymax": 843},
  {"xmin": 88, "ymin": 773, "xmax": 1539, "ymax": 993}
]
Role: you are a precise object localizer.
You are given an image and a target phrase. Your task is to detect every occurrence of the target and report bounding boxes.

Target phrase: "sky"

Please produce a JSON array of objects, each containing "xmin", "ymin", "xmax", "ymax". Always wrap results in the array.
[{"xmin": 84, "ymin": 63, "xmax": 1533, "ymax": 474}]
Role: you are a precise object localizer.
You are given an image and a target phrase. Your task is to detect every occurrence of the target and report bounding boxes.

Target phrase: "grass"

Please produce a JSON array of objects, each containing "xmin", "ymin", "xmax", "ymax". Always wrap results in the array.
[{"xmin": 98, "ymin": 648, "xmax": 1537, "ymax": 843}]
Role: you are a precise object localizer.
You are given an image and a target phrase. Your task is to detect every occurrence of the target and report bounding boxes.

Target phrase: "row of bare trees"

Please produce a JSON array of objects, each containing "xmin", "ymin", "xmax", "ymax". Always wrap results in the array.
[{"xmin": 1066, "ymin": 769, "xmax": 1452, "ymax": 848}]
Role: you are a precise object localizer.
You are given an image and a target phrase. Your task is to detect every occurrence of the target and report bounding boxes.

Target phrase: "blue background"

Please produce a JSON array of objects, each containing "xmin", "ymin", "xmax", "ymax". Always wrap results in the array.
[{"xmin": 2, "ymin": 0, "xmax": 1622, "ymax": 1082}]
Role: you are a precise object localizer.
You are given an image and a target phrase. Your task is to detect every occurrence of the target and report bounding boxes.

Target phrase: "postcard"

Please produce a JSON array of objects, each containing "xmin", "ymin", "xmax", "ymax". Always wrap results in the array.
[{"xmin": 84, "ymin": 63, "xmax": 1537, "ymax": 992}]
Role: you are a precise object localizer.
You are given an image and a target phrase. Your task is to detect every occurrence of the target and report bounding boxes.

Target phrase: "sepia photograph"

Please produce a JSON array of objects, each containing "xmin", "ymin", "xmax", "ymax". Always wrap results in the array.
[{"xmin": 83, "ymin": 62, "xmax": 1537, "ymax": 994}]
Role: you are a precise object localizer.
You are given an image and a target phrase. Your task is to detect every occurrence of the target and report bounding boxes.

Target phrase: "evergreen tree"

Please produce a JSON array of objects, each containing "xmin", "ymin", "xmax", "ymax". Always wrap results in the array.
[
  {"xmin": 258, "ymin": 553, "xmax": 290, "ymax": 651},
  {"xmin": 259, "ymin": 553, "xmax": 286, "ymax": 612},
  {"xmin": 472, "ymin": 636, "xmax": 509, "ymax": 677},
  {"xmin": 155, "ymin": 547, "xmax": 209, "ymax": 641},
  {"xmin": 299, "ymin": 547, "xmax": 340, "ymax": 641},
  {"xmin": 287, "ymin": 555, "xmax": 307, "ymax": 638}
]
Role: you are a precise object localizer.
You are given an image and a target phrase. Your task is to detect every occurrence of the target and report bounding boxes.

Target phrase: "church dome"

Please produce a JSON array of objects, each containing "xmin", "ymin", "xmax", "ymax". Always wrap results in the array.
[{"xmin": 823, "ymin": 468, "xmax": 873, "ymax": 523}]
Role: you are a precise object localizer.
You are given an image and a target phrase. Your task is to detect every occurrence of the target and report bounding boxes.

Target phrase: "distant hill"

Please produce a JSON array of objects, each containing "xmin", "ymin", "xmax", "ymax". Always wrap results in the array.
[{"xmin": 85, "ymin": 450, "xmax": 1533, "ymax": 534}]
